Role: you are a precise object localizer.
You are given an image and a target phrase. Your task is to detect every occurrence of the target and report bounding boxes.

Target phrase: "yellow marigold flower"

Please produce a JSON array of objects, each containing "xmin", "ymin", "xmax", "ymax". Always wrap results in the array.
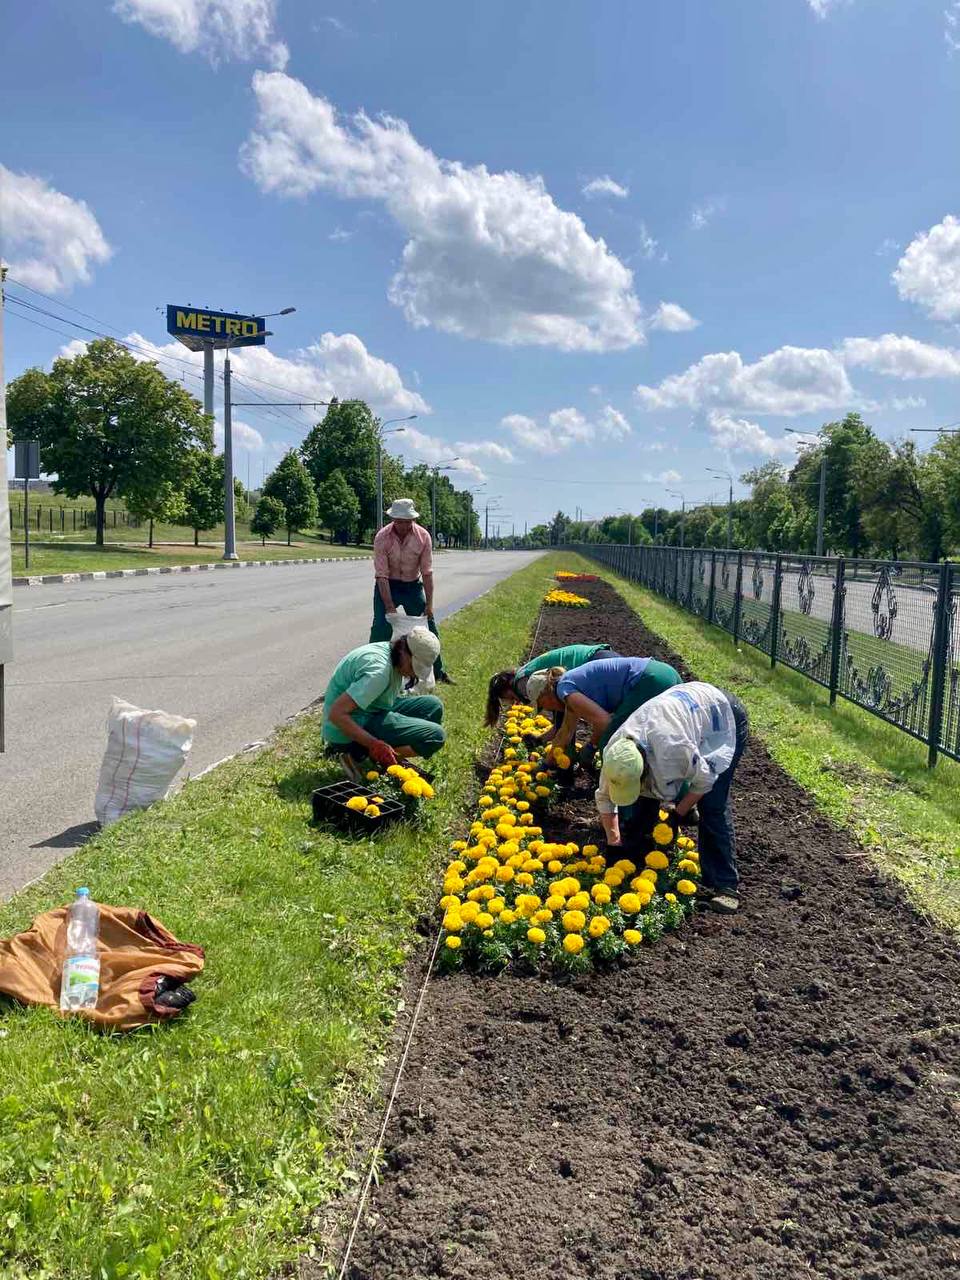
[
  {"xmin": 527, "ymin": 927, "xmax": 546, "ymax": 945},
  {"xmin": 365, "ymin": 770, "xmax": 380, "ymax": 782},
  {"xmin": 583, "ymin": 844, "xmax": 599, "ymax": 857},
  {"xmin": 478, "ymin": 885, "xmax": 496, "ymax": 901},
  {"xmin": 503, "ymin": 747, "xmax": 517, "ymax": 760},
  {"xmin": 449, "ymin": 841, "xmax": 467, "ymax": 854},
  {"xmin": 664, "ymin": 892, "xmax": 677, "ymax": 903},
  {"xmin": 589, "ymin": 857, "xmax": 606, "ymax": 873},
  {"xmin": 614, "ymin": 859, "xmax": 637, "ymax": 875},
  {"xmin": 591, "ymin": 884, "xmax": 612, "ymax": 905},
  {"xmin": 466, "ymin": 887, "xmax": 483, "ymax": 902},
  {"xmin": 535, "ymin": 771, "xmax": 549, "ymax": 781},
  {"xmin": 402, "ymin": 778, "xmax": 425, "ymax": 798},
  {"xmin": 509, "ymin": 735, "xmax": 522, "ymax": 745},
  {"xmin": 475, "ymin": 912, "xmax": 494, "ymax": 929},
  {"xmin": 519, "ymin": 813, "xmax": 534, "ymax": 826},
  {"xmin": 645, "ymin": 850, "xmax": 670, "ymax": 870},
  {"xmin": 652, "ymin": 822, "xmax": 674, "ymax": 846},
  {"xmin": 488, "ymin": 897, "xmax": 505, "ymax": 915},
  {"xmin": 677, "ymin": 835, "xmax": 695, "ymax": 850},
  {"xmin": 676, "ymin": 879, "xmax": 697, "ymax": 895},
  {"xmin": 499, "ymin": 840, "xmax": 520, "ymax": 856},
  {"xmin": 516, "ymin": 872, "xmax": 535, "ymax": 887},
  {"xmin": 495, "ymin": 865, "xmax": 514, "ymax": 883},
  {"xmin": 547, "ymin": 860, "xmax": 563, "ymax": 874},
  {"xmin": 439, "ymin": 894, "xmax": 460, "ymax": 910},
  {"xmin": 640, "ymin": 868, "xmax": 658, "ymax": 884},
  {"xmin": 568, "ymin": 892, "xmax": 590, "ymax": 911},
  {"xmin": 421, "ymin": 782, "xmax": 435, "ymax": 799},
  {"xmin": 345, "ymin": 795, "xmax": 367, "ymax": 811},
  {"xmin": 603, "ymin": 869, "xmax": 625, "ymax": 887},
  {"xmin": 500, "ymin": 909, "xmax": 517, "ymax": 925},
  {"xmin": 534, "ymin": 908, "xmax": 553, "ymax": 923},
  {"xmin": 535, "ymin": 785, "xmax": 551, "ymax": 797},
  {"xmin": 678, "ymin": 859, "xmax": 699, "ymax": 874},
  {"xmin": 445, "ymin": 936, "xmax": 461, "ymax": 950},
  {"xmin": 563, "ymin": 933, "xmax": 585, "ymax": 955},
  {"xmin": 364, "ymin": 804, "xmax": 381, "ymax": 817},
  {"xmin": 386, "ymin": 764, "xmax": 407, "ymax": 778},
  {"xmin": 618, "ymin": 893, "xmax": 642, "ymax": 914},
  {"xmin": 447, "ymin": 860, "xmax": 466, "ymax": 873},
  {"xmin": 478, "ymin": 795, "xmax": 493, "ymax": 808},
  {"xmin": 443, "ymin": 877, "xmax": 465, "ymax": 895},
  {"xmin": 545, "ymin": 894, "xmax": 565, "ymax": 912},
  {"xmin": 442, "ymin": 912, "xmax": 463, "ymax": 931},
  {"xmin": 522, "ymin": 859, "xmax": 543, "ymax": 873},
  {"xmin": 623, "ymin": 929, "xmax": 643, "ymax": 945},
  {"xmin": 562, "ymin": 909, "xmax": 586, "ymax": 933},
  {"xmin": 371, "ymin": 796, "xmax": 385, "ymax": 804},
  {"xmin": 460, "ymin": 902, "xmax": 480, "ymax": 923},
  {"xmin": 589, "ymin": 915, "xmax": 611, "ymax": 938},
  {"xmin": 516, "ymin": 800, "xmax": 530, "ymax": 812},
  {"xmin": 659, "ymin": 808, "xmax": 670, "ymax": 821}
]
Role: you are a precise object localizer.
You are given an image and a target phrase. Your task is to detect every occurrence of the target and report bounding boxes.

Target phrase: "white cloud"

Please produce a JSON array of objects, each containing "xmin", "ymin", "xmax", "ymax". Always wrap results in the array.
[
  {"xmin": 242, "ymin": 73, "xmax": 645, "ymax": 352},
  {"xmin": 396, "ymin": 426, "xmax": 485, "ymax": 482},
  {"xmin": 839, "ymin": 334, "xmax": 960, "ymax": 379},
  {"xmin": 893, "ymin": 215, "xmax": 960, "ymax": 322},
  {"xmin": 59, "ymin": 329, "xmax": 428, "ymax": 418},
  {"xmin": 650, "ymin": 301, "xmax": 700, "ymax": 332},
  {"xmin": 0, "ymin": 165, "xmax": 111, "ymax": 293},
  {"xmin": 582, "ymin": 176, "xmax": 629, "ymax": 200},
  {"xmin": 456, "ymin": 440, "xmax": 516, "ymax": 463},
  {"xmin": 113, "ymin": 0, "xmax": 288, "ymax": 67},
  {"xmin": 888, "ymin": 394, "xmax": 927, "ymax": 411},
  {"xmin": 501, "ymin": 404, "xmax": 628, "ymax": 453},
  {"xmin": 637, "ymin": 222, "xmax": 660, "ymax": 262},
  {"xmin": 946, "ymin": 2, "xmax": 960, "ymax": 53},
  {"xmin": 690, "ymin": 196, "xmax": 726, "ymax": 231},
  {"xmin": 214, "ymin": 418, "xmax": 265, "ymax": 451},
  {"xmin": 875, "ymin": 237, "xmax": 901, "ymax": 257},
  {"xmin": 656, "ymin": 468, "xmax": 682, "ymax": 485},
  {"xmin": 807, "ymin": 0, "xmax": 847, "ymax": 16},
  {"xmin": 328, "ymin": 226, "xmax": 353, "ymax": 242},
  {"xmin": 636, "ymin": 345, "xmax": 853, "ymax": 416},
  {"xmin": 706, "ymin": 410, "xmax": 797, "ymax": 458}
]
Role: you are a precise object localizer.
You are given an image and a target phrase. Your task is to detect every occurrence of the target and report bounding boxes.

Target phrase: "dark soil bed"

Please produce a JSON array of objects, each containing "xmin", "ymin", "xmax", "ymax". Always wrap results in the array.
[{"xmin": 344, "ymin": 579, "xmax": 960, "ymax": 1280}]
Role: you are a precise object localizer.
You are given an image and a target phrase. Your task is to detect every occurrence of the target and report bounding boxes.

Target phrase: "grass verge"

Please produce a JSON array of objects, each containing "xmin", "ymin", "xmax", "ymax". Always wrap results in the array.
[
  {"xmin": 12, "ymin": 539, "xmax": 372, "ymax": 576},
  {"xmin": 0, "ymin": 551, "xmax": 553, "ymax": 1280},
  {"xmin": 560, "ymin": 554, "xmax": 960, "ymax": 930}
]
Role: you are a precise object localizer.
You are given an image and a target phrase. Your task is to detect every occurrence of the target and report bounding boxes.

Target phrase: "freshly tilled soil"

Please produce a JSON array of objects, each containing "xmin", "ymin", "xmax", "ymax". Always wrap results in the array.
[{"xmin": 344, "ymin": 580, "xmax": 960, "ymax": 1280}]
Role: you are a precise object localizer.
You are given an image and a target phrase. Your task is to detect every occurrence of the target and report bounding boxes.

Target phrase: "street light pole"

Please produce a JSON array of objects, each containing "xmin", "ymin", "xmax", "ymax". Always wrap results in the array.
[
  {"xmin": 785, "ymin": 429, "xmax": 827, "ymax": 557},
  {"xmin": 707, "ymin": 468, "xmax": 734, "ymax": 548},
  {"xmin": 667, "ymin": 489, "xmax": 686, "ymax": 548},
  {"xmin": 376, "ymin": 416, "xmax": 418, "ymax": 531}
]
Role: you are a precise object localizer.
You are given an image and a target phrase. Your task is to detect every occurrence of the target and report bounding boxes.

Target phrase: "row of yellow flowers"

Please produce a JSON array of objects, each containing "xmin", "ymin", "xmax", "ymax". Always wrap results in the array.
[
  {"xmin": 437, "ymin": 705, "xmax": 700, "ymax": 973},
  {"xmin": 543, "ymin": 588, "xmax": 591, "ymax": 608}
]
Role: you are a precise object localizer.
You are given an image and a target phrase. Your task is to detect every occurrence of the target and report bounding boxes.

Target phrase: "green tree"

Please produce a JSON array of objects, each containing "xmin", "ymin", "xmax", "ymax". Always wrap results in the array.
[
  {"xmin": 549, "ymin": 511, "xmax": 570, "ymax": 545},
  {"xmin": 854, "ymin": 437, "xmax": 945, "ymax": 560},
  {"xmin": 250, "ymin": 494, "xmax": 285, "ymax": 546},
  {"xmin": 316, "ymin": 468, "xmax": 361, "ymax": 544},
  {"xmin": 741, "ymin": 462, "xmax": 799, "ymax": 551},
  {"xmin": 6, "ymin": 338, "xmax": 208, "ymax": 546},
  {"xmin": 125, "ymin": 482, "xmax": 186, "ymax": 549},
  {"xmin": 788, "ymin": 414, "xmax": 878, "ymax": 557},
  {"xmin": 182, "ymin": 450, "xmax": 223, "ymax": 547},
  {"xmin": 263, "ymin": 451, "xmax": 318, "ymax": 545},
  {"xmin": 300, "ymin": 400, "xmax": 378, "ymax": 540}
]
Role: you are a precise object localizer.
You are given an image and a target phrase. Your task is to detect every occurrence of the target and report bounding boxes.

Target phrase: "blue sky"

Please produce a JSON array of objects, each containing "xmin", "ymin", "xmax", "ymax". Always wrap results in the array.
[{"xmin": 3, "ymin": 0, "xmax": 960, "ymax": 530}]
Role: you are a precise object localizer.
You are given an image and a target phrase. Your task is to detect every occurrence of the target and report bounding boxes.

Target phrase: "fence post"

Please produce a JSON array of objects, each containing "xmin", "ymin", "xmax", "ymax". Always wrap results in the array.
[
  {"xmin": 672, "ymin": 548, "xmax": 680, "ymax": 602},
  {"xmin": 828, "ymin": 557, "xmax": 846, "ymax": 705},
  {"xmin": 770, "ymin": 554, "xmax": 783, "ymax": 668},
  {"xmin": 926, "ymin": 560, "xmax": 952, "ymax": 768},
  {"xmin": 707, "ymin": 550, "xmax": 717, "ymax": 624},
  {"xmin": 732, "ymin": 551, "xmax": 744, "ymax": 645}
]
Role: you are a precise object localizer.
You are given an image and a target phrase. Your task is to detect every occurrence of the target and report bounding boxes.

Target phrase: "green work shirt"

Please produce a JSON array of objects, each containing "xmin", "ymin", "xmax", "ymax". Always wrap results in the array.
[
  {"xmin": 517, "ymin": 643, "xmax": 608, "ymax": 681},
  {"xmin": 322, "ymin": 642, "xmax": 401, "ymax": 744}
]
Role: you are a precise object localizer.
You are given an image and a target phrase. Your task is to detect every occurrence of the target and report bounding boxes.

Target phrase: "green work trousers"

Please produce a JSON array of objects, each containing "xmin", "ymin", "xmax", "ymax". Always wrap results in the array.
[
  {"xmin": 370, "ymin": 579, "xmax": 445, "ymax": 678},
  {"xmin": 342, "ymin": 695, "xmax": 446, "ymax": 759},
  {"xmin": 598, "ymin": 660, "xmax": 683, "ymax": 750}
]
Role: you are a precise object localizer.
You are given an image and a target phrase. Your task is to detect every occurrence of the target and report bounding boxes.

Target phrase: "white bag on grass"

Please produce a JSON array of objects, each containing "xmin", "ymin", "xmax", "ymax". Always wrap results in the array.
[{"xmin": 94, "ymin": 697, "xmax": 197, "ymax": 826}]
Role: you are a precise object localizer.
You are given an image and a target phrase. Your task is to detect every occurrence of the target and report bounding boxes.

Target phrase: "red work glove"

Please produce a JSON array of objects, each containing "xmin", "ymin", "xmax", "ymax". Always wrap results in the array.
[{"xmin": 369, "ymin": 740, "xmax": 398, "ymax": 769}]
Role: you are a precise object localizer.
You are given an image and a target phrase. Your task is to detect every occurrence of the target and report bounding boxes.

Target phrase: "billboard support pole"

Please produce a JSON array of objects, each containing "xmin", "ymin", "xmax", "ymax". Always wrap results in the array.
[
  {"xmin": 222, "ymin": 351, "xmax": 238, "ymax": 561},
  {"xmin": 203, "ymin": 342, "xmax": 214, "ymax": 419}
]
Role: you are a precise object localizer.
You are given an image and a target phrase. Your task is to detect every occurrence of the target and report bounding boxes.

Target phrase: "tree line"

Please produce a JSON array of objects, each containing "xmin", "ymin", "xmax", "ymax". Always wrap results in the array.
[
  {"xmin": 5, "ymin": 338, "xmax": 482, "ymax": 549},
  {"xmin": 523, "ymin": 414, "xmax": 960, "ymax": 563}
]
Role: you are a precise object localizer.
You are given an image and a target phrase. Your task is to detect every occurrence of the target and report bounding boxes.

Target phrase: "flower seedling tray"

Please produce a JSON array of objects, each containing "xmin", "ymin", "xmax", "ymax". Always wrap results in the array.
[{"xmin": 311, "ymin": 781, "xmax": 405, "ymax": 832}]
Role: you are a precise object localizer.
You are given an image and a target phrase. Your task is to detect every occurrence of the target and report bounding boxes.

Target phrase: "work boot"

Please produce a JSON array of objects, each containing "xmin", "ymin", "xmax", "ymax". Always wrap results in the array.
[{"xmin": 438, "ymin": 671, "xmax": 456, "ymax": 686}]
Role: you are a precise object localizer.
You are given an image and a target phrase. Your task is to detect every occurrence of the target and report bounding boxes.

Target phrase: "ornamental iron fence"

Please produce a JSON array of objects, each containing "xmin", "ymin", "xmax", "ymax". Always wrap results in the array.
[{"xmin": 572, "ymin": 543, "xmax": 960, "ymax": 768}]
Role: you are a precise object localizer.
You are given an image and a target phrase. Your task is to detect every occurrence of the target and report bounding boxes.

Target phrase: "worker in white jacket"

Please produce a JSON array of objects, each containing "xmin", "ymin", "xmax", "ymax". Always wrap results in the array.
[{"xmin": 595, "ymin": 681, "xmax": 749, "ymax": 914}]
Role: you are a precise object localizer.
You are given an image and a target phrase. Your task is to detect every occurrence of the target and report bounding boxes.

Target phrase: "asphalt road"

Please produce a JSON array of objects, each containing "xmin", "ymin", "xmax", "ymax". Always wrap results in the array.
[{"xmin": 0, "ymin": 550, "xmax": 542, "ymax": 901}]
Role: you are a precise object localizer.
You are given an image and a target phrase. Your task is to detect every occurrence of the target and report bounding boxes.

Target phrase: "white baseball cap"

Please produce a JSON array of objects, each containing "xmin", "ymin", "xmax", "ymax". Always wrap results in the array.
[
  {"xmin": 406, "ymin": 626, "xmax": 440, "ymax": 680},
  {"xmin": 525, "ymin": 667, "xmax": 565, "ymax": 707}
]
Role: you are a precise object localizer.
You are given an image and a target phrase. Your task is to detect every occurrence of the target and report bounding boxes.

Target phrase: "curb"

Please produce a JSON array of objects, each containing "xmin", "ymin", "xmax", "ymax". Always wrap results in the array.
[{"xmin": 13, "ymin": 554, "xmax": 374, "ymax": 588}]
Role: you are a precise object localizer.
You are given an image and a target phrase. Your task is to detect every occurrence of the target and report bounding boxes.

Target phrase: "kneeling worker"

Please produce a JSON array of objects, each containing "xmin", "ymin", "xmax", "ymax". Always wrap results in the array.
[
  {"xmin": 323, "ymin": 627, "xmax": 445, "ymax": 781},
  {"xmin": 595, "ymin": 681, "xmax": 749, "ymax": 914}
]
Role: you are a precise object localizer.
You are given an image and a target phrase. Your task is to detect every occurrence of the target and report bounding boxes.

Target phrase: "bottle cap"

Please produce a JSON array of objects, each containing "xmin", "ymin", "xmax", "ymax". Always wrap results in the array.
[{"xmin": 76, "ymin": 887, "xmax": 90, "ymax": 897}]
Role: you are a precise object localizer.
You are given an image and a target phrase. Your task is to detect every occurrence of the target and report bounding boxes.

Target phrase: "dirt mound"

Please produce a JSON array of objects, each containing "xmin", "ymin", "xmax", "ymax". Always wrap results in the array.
[{"xmin": 344, "ymin": 580, "xmax": 960, "ymax": 1280}]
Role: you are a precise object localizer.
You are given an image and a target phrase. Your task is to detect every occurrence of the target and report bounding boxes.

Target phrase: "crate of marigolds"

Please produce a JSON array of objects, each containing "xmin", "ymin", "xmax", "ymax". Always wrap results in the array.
[{"xmin": 312, "ymin": 781, "xmax": 405, "ymax": 831}]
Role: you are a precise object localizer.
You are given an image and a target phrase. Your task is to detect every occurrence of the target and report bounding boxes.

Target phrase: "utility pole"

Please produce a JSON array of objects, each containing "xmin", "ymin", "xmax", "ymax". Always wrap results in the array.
[{"xmin": 816, "ymin": 453, "xmax": 826, "ymax": 557}]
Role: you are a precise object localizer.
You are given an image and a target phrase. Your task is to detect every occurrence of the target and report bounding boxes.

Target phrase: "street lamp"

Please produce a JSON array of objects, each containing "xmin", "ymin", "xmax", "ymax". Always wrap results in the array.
[
  {"xmin": 416, "ymin": 459, "xmax": 462, "ymax": 544},
  {"xmin": 666, "ymin": 488, "xmax": 686, "ymax": 548},
  {"xmin": 707, "ymin": 467, "xmax": 734, "ymax": 549},
  {"xmin": 785, "ymin": 428, "xmax": 826, "ymax": 556},
  {"xmin": 377, "ymin": 415, "xmax": 418, "ymax": 530}
]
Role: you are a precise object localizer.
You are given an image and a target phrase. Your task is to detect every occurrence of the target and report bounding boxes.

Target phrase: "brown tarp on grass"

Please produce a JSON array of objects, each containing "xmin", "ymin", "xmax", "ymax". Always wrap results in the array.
[{"xmin": 0, "ymin": 905, "xmax": 204, "ymax": 1030}]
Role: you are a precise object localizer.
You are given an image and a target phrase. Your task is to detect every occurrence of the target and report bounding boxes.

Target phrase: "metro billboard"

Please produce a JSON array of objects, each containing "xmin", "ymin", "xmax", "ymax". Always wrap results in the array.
[{"xmin": 166, "ymin": 305, "xmax": 266, "ymax": 352}]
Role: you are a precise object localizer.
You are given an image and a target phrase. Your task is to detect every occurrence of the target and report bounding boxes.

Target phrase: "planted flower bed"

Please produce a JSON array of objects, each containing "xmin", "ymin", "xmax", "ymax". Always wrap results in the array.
[{"xmin": 343, "ymin": 575, "xmax": 960, "ymax": 1280}]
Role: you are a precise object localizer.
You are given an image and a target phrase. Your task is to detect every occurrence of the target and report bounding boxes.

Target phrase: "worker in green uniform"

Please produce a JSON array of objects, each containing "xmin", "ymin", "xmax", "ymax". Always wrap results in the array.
[
  {"xmin": 525, "ymin": 654, "xmax": 682, "ymax": 770},
  {"xmin": 484, "ymin": 643, "xmax": 617, "ymax": 727},
  {"xmin": 323, "ymin": 627, "xmax": 445, "ymax": 781}
]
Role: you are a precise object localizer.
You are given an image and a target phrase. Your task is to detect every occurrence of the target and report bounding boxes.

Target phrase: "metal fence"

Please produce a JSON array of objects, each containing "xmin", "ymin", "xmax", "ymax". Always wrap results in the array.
[{"xmin": 573, "ymin": 543, "xmax": 960, "ymax": 768}]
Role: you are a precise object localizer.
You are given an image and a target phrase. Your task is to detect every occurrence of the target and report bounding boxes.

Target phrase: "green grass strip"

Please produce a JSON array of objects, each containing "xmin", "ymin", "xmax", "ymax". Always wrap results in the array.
[
  {"xmin": 560, "ymin": 553, "xmax": 960, "ymax": 931},
  {"xmin": 12, "ymin": 539, "xmax": 371, "ymax": 576},
  {"xmin": 0, "ymin": 552, "xmax": 555, "ymax": 1280}
]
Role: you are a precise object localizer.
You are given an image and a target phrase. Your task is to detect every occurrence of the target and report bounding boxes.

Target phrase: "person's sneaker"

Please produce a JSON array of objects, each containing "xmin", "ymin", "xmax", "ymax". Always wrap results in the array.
[
  {"xmin": 339, "ymin": 753, "xmax": 365, "ymax": 784},
  {"xmin": 438, "ymin": 671, "xmax": 456, "ymax": 686},
  {"xmin": 706, "ymin": 890, "xmax": 739, "ymax": 914}
]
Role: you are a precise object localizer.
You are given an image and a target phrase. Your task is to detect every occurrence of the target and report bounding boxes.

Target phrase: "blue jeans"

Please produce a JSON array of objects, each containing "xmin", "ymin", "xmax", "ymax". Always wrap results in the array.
[{"xmin": 698, "ymin": 691, "xmax": 749, "ymax": 895}]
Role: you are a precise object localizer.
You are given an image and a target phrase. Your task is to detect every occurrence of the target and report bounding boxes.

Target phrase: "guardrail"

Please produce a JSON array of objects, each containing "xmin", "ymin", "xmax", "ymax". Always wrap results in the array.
[{"xmin": 571, "ymin": 543, "xmax": 960, "ymax": 768}]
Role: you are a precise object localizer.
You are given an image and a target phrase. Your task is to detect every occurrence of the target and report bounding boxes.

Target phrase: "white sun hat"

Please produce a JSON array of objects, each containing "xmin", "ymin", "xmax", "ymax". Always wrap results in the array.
[
  {"xmin": 386, "ymin": 497, "xmax": 420, "ymax": 520},
  {"xmin": 406, "ymin": 625, "xmax": 441, "ymax": 681}
]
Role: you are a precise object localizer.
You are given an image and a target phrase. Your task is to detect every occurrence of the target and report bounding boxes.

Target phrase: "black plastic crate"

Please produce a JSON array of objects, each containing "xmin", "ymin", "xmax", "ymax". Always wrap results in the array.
[{"xmin": 311, "ymin": 781, "xmax": 405, "ymax": 832}]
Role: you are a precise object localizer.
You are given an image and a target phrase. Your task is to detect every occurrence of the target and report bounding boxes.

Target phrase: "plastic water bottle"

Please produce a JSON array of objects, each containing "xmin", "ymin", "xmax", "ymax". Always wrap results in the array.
[{"xmin": 60, "ymin": 888, "xmax": 100, "ymax": 1013}]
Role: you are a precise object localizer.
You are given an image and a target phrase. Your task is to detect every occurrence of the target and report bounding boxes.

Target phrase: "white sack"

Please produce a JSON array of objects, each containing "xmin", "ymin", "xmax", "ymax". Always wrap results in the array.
[
  {"xmin": 95, "ymin": 697, "xmax": 196, "ymax": 826},
  {"xmin": 386, "ymin": 608, "xmax": 437, "ymax": 694}
]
